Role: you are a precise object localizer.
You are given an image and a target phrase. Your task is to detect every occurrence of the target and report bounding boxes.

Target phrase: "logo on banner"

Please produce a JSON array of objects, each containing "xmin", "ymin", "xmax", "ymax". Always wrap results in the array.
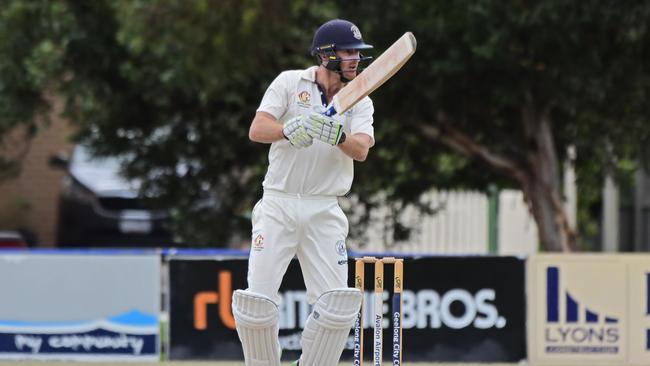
[
  {"xmin": 193, "ymin": 271, "xmax": 235, "ymax": 330},
  {"xmin": 0, "ymin": 310, "xmax": 157, "ymax": 357},
  {"xmin": 361, "ymin": 287, "xmax": 506, "ymax": 330},
  {"xmin": 544, "ymin": 266, "xmax": 620, "ymax": 354},
  {"xmin": 646, "ymin": 273, "xmax": 650, "ymax": 351}
]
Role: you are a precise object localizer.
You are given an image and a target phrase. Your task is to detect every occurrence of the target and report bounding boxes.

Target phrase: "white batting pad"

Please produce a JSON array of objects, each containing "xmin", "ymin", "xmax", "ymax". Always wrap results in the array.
[
  {"xmin": 300, "ymin": 288, "xmax": 363, "ymax": 366},
  {"xmin": 232, "ymin": 290, "xmax": 281, "ymax": 366}
]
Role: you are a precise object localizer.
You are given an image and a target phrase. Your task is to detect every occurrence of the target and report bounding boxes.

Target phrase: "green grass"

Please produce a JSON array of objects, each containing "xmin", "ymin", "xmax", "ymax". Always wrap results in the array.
[
  {"xmin": 0, "ymin": 362, "xmax": 631, "ymax": 366},
  {"xmin": 0, "ymin": 363, "xmax": 517, "ymax": 366}
]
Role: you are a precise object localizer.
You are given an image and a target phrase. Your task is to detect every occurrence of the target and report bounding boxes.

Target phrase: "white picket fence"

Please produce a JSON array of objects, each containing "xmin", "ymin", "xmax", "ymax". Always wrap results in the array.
[
  {"xmin": 498, "ymin": 190, "xmax": 539, "ymax": 255},
  {"xmin": 347, "ymin": 189, "xmax": 538, "ymax": 255}
]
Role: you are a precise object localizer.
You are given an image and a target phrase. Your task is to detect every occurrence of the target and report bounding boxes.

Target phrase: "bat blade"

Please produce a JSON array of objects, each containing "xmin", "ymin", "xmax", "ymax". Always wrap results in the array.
[{"xmin": 326, "ymin": 32, "xmax": 417, "ymax": 116}]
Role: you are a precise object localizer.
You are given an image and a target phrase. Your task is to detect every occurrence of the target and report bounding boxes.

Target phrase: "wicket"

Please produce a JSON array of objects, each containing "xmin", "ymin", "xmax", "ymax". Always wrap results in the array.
[{"xmin": 353, "ymin": 256, "xmax": 404, "ymax": 366}]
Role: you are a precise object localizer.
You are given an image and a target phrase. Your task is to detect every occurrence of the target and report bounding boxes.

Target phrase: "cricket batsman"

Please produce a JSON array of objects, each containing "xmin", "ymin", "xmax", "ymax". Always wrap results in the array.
[{"xmin": 232, "ymin": 19, "xmax": 376, "ymax": 366}]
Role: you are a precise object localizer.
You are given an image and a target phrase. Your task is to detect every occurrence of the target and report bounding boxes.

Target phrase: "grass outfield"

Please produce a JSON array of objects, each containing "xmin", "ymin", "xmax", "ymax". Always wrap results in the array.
[
  {"xmin": 0, "ymin": 363, "xmax": 522, "ymax": 366},
  {"xmin": 0, "ymin": 362, "xmax": 627, "ymax": 366}
]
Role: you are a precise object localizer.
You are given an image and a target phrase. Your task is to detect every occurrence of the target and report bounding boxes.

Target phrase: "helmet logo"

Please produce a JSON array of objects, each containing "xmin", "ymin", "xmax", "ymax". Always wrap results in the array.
[{"xmin": 351, "ymin": 25, "xmax": 362, "ymax": 40}]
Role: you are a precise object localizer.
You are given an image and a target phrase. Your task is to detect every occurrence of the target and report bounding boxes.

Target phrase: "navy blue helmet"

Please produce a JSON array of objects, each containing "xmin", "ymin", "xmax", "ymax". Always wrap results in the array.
[
  {"xmin": 310, "ymin": 19, "xmax": 373, "ymax": 55},
  {"xmin": 310, "ymin": 19, "xmax": 373, "ymax": 80}
]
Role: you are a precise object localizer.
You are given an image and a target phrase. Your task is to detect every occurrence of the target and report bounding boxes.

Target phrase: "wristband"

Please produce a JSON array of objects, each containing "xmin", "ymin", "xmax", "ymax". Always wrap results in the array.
[{"xmin": 337, "ymin": 131, "xmax": 347, "ymax": 145}]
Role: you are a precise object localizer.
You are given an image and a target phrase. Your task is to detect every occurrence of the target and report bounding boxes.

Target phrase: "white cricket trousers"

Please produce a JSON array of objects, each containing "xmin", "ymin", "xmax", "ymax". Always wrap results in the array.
[{"xmin": 247, "ymin": 189, "xmax": 350, "ymax": 305}]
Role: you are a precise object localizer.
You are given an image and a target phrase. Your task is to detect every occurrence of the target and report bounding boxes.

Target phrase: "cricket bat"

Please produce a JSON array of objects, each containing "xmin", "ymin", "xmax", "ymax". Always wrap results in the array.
[{"xmin": 324, "ymin": 32, "xmax": 417, "ymax": 117}]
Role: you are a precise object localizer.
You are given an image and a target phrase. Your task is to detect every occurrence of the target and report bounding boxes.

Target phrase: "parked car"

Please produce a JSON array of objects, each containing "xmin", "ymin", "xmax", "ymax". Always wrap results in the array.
[
  {"xmin": 0, "ymin": 230, "xmax": 28, "ymax": 248},
  {"xmin": 49, "ymin": 145, "xmax": 176, "ymax": 247}
]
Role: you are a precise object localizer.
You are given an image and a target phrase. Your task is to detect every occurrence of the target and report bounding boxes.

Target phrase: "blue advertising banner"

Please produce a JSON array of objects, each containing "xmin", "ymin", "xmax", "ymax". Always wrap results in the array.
[{"xmin": 0, "ymin": 252, "xmax": 160, "ymax": 361}]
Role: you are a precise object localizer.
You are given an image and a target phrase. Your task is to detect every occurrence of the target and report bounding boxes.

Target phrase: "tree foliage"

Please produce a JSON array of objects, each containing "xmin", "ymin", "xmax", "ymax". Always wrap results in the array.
[
  {"xmin": 344, "ymin": 0, "xmax": 650, "ymax": 250},
  {"xmin": 1, "ymin": 0, "xmax": 649, "ymax": 249}
]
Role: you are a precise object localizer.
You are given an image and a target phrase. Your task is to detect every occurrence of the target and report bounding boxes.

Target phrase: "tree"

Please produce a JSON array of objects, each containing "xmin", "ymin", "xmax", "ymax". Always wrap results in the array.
[
  {"xmin": 341, "ymin": 0, "xmax": 650, "ymax": 251},
  {"xmin": 0, "ymin": 0, "xmax": 71, "ymax": 178},
  {"xmin": 1, "ymin": 0, "xmax": 336, "ymax": 245},
  {"xmin": 2, "ymin": 0, "xmax": 649, "ymax": 250}
]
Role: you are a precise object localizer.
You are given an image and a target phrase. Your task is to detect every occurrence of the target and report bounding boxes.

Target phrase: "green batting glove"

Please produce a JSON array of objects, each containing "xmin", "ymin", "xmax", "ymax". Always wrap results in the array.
[
  {"xmin": 304, "ymin": 112, "xmax": 346, "ymax": 146},
  {"xmin": 282, "ymin": 115, "xmax": 313, "ymax": 148}
]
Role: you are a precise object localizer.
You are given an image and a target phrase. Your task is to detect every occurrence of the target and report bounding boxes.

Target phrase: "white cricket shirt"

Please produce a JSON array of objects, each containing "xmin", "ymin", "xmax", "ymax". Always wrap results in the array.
[{"xmin": 257, "ymin": 66, "xmax": 374, "ymax": 196}]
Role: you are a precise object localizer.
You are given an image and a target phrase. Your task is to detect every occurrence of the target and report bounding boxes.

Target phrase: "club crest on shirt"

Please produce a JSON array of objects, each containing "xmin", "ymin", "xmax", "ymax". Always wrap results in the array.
[
  {"xmin": 297, "ymin": 91, "xmax": 311, "ymax": 106},
  {"xmin": 335, "ymin": 240, "xmax": 348, "ymax": 265},
  {"xmin": 253, "ymin": 234, "xmax": 264, "ymax": 251}
]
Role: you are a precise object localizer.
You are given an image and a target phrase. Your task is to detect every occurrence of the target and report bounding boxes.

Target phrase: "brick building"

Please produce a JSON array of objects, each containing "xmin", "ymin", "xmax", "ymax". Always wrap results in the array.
[{"xmin": 0, "ymin": 98, "xmax": 75, "ymax": 247}]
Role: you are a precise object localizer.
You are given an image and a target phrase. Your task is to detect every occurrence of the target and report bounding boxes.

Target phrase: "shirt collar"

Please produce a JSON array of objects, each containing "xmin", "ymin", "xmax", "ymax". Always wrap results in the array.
[{"xmin": 300, "ymin": 66, "xmax": 319, "ymax": 82}]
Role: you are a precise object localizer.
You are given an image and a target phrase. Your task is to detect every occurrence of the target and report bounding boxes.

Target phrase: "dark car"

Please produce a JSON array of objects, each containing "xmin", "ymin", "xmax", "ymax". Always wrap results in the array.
[{"xmin": 50, "ymin": 146, "xmax": 176, "ymax": 247}]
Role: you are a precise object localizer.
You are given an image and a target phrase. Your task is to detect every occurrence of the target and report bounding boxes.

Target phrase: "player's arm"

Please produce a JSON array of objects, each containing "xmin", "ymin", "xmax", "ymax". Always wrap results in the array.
[
  {"xmin": 338, "ymin": 133, "xmax": 372, "ymax": 161},
  {"xmin": 249, "ymin": 111, "xmax": 284, "ymax": 143},
  {"xmin": 250, "ymin": 111, "xmax": 313, "ymax": 148}
]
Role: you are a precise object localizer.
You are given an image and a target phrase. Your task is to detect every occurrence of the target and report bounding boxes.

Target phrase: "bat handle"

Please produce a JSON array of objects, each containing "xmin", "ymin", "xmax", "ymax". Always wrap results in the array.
[{"xmin": 323, "ymin": 105, "xmax": 337, "ymax": 117}]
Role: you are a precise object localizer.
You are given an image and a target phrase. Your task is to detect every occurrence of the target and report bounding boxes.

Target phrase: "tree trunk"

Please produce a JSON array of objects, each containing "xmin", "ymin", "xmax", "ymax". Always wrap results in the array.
[
  {"xmin": 520, "ymin": 100, "xmax": 576, "ymax": 252},
  {"xmin": 417, "ymin": 105, "xmax": 577, "ymax": 252}
]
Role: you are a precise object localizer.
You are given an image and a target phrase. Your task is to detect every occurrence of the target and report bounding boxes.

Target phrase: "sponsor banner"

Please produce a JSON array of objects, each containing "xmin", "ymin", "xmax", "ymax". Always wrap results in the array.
[
  {"xmin": 629, "ymin": 260, "xmax": 650, "ymax": 364},
  {"xmin": 527, "ymin": 254, "xmax": 650, "ymax": 365},
  {"xmin": 0, "ymin": 253, "xmax": 160, "ymax": 361},
  {"xmin": 168, "ymin": 256, "xmax": 526, "ymax": 362}
]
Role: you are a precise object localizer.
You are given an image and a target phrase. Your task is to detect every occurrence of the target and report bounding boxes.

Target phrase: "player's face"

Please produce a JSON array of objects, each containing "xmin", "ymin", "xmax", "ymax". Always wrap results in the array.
[{"xmin": 336, "ymin": 49, "xmax": 360, "ymax": 80}]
